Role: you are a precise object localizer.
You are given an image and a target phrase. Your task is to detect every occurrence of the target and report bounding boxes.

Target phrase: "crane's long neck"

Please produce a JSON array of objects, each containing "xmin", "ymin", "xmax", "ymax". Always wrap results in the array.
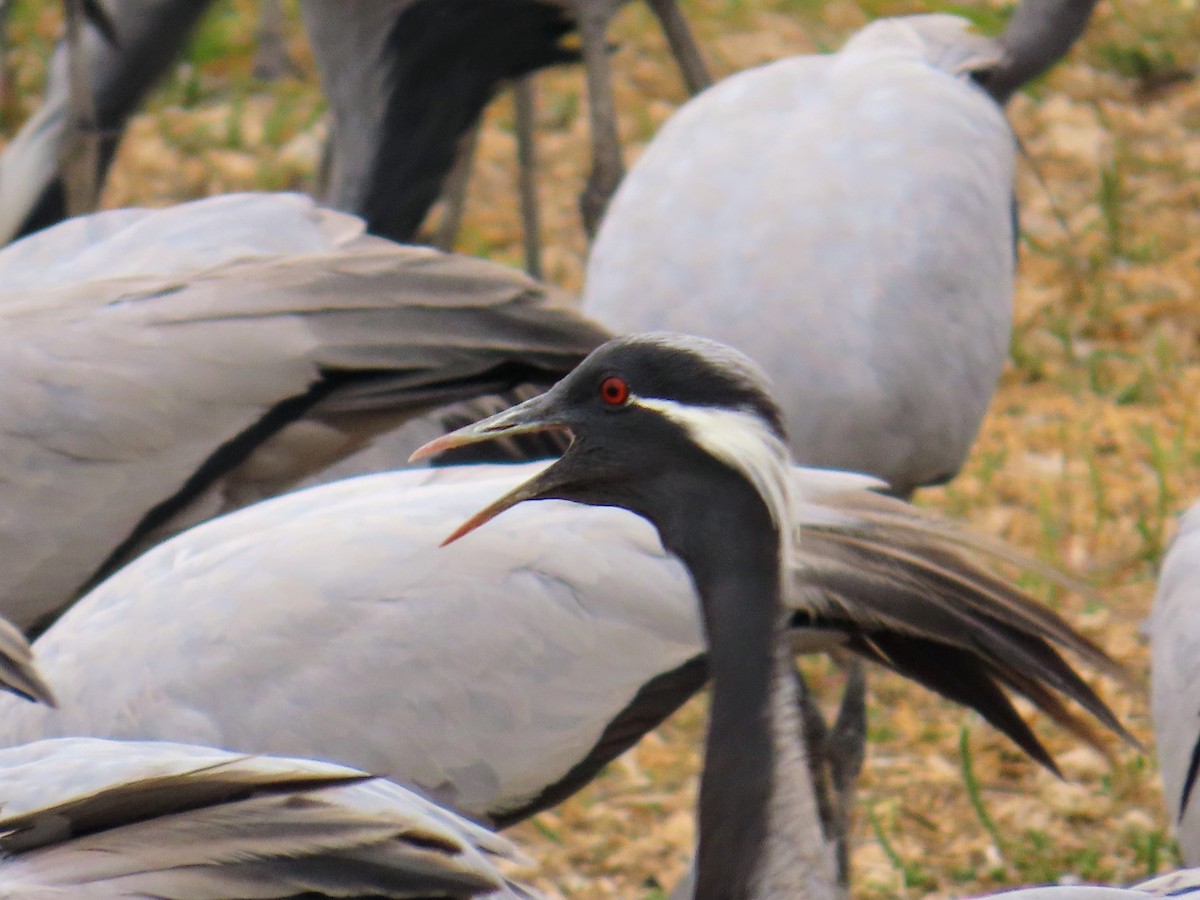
[{"xmin": 655, "ymin": 471, "xmax": 839, "ymax": 900}]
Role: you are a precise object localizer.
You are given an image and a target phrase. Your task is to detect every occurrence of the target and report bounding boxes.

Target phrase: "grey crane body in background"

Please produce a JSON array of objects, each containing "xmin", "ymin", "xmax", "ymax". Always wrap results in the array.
[
  {"xmin": 0, "ymin": 192, "xmax": 606, "ymax": 632},
  {"xmin": 581, "ymin": 0, "xmax": 1097, "ymax": 494},
  {"xmin": 583, "ymin": 14, "xmax": 1017, "ymax": 496},
  {"xmin": 1150, "ymin": 501, "xmax": 1200, "ymax": 863},
  {"xmin": 0, "ymin": 0, "xmax": 578, "ymax": 246}
]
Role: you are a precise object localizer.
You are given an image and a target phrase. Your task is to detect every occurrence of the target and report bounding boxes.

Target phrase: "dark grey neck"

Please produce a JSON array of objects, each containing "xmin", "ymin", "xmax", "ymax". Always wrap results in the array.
[
  {"xmin": 980, "ymin": 0, "xmax": 1098, "ymax": 103},
  {"xmin": 647, "ymin": 466, "xmax": 837, "ymax": 900}
]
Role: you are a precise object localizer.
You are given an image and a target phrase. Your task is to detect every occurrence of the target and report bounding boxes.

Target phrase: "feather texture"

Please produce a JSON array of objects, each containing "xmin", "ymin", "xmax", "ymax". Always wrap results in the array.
[
  {"xmin": 0, "ymin": 463, "xmax": 1128, "ymax": 827},
  {"xmin": 0, "ymin": 194, "xmax": 606, "ymax": 630},
  {"xmin": 0, "ymin": 737, "xmax": 530, "ymax": 898}
]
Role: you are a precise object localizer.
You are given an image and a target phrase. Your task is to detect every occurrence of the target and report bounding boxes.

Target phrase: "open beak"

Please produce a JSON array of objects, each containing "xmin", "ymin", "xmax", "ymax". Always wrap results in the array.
[{"xmin": 409, "ymin": 392, "xmax": 573, "ymax": 546}]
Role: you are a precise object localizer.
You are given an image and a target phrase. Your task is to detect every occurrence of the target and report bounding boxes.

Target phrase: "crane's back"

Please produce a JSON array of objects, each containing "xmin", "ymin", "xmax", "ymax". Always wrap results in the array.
[{"xmin": 584, "ymin": 15, "xmax": 1016, "ymax": 494}]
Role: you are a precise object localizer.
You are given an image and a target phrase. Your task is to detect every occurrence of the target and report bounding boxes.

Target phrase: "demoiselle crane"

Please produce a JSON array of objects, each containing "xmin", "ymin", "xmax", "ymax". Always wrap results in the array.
[
  {"xmin": 411, "ymin": 332, "xmax": 1131, "ymax": 899},
  {"xmin": 0, "ymin": 737, "xmax": 532, "ymax": 898},
  {"xmin": 0, "ymin": 437, "xmax": 1129, "ymax": 834},
  {"xmin": 1149, "ymin": 501, "xmax": 1200, "ymax": 863},
  {"xmin": 0, "ymin": 0, "xmax": 576, "ymax": 247},
  {"xmin": 580, "ymin": 7, "xmax": 1097, "ymax": 845},
  {"xmin": 0, "ymin": 192, "xmax": 606, "ymax": 632}
]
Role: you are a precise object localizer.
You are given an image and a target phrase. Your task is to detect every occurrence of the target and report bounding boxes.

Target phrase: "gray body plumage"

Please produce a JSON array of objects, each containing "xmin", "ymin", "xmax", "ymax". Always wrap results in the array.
[
  {"xmin": 0, "ymin": 192, "xmax": 604, "ymax": 630},
  {"xmin": 583, "ymin": 15, "xmax": 1016, "ymax": 494},
  {"xmin": 0, "ymin": 463, "xmax": 702, "ymax": 822},
  {"xmin": 1150, "ymin": 501, "xmax": 1200, "ymax": 862},
  {"xmin": 0, "ymin": 457, "xmax": 1127, "ymax": 826},
  {"xmin": 0, "ymin": 737, "xmax": 530, "ymax": 898}
]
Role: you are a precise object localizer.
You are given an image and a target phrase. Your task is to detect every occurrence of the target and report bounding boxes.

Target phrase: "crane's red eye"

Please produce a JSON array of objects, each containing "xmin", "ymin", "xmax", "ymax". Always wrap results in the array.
[{"xmin": 599, "ymin": 375, "xmax": 629, "ymax": 406}]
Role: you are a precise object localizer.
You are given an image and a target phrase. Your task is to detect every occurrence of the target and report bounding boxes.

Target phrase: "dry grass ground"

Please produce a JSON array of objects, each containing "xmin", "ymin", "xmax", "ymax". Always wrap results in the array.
[{"xmin": 3, "ymin": 0, "xmax": 1199, "ymax": 896}]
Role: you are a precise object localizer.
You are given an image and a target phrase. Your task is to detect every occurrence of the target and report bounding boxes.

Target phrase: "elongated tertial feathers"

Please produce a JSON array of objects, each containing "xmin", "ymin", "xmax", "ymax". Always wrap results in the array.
[
  {"xmin": 788, "ymin": 471, "xmax": 1135, "ymax": 770},
  {"xmin": 0, "ymin": 738, "xmax": 530, "ymax": 898}
]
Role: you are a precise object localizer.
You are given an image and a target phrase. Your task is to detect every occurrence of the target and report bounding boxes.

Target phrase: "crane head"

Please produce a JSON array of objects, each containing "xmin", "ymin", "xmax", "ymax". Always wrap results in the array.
[{"xmin": 410, "ymin": 332, "xmax": 793, "ymax": 545}]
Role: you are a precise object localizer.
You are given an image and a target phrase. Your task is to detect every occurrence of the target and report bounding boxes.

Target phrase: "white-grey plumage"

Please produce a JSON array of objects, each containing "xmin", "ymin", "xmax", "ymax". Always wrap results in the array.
[
  {"xmin": 0, "ymin": 192, "xmax": 605, "ymax": 631},
  {"xmin": 963, "ymin": 868, "xmax": 1200, "ymax": 900},
  {"xmin": 1149, "ymin": 501, "xmax": 1200, "ymax": 863},
  {"xmin": 0, "ymin": 737, "xmax": 530, "ymax": 898},
  {"xmin": 583, "ymin": 0, "xmax": 1099, "ymax": 490},
  {"xmin": 0, "ymin": 456, "xmax": 1128, "ymax": 828},
  {"xmin": 583, "ymin": 14, "xmax": 1016, "ymax": 496}
]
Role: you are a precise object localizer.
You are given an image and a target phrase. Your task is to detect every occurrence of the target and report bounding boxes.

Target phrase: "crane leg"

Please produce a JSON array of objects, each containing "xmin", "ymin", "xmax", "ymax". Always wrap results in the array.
[
  {"xmin": 793, "ymin": 667, "xmax": 840, "ymax": 873},
  {"xmin": 826, "ymin": 655, "xmax": 867, "ymax": 886},
  {"xmin": 793, "ymin": 660, "xmax": 859, "ymax": 887},
  {"xmin": 253, "ymin": 0, "xmax": 298, "ymax": 81},
  {"xmin": 432, "ymin": 121, "xmax": 480, "ymax": 252},
  {"xmin": 644, "ymin": 0, "xmax": 711, "ymax": 95},
  {"xmin": 0, "ymin": 0, "xmax": 11, "ymax": 131},
  {"xmin": 62, "ymin": 0, "xmax": 102, "ymax": 218},
  {"xmin": 572, "ymin": 3, "xmax": 624, "ymax": 238},
  {"xmin": 512, "ymin": 75, "xmax": 542, "ymax": 279}
]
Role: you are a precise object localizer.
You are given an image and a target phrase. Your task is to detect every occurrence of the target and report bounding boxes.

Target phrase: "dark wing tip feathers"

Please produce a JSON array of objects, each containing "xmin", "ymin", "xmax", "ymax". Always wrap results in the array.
[
  {"xmin": 793, "ymin": 508, "xmax": 1135, "ymax": 775},
  {"xmin": 1180, "ymin": 730, "xmax": 1200, "ymax": 822},
  {"xmin": 385, "ymin": 0, "xmax": 580, "ymax": 76},
  {"xmin": 367, "ymin": 0, "xmax": 579, "ymax": 240}
]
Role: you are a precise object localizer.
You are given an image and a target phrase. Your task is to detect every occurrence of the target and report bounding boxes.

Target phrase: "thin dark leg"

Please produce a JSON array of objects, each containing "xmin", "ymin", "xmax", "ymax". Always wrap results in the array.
[
  {"xmin": 0, "ymin": 0, "xmax": 11, "ymax": 131},
  {"xmin": 253, "ymin": 0, "xmax": 298, "ymax": 80},
  {"xmin": 62, "ymin": 0, "xmax": 102, "ymax": 218},
  {"xmin": 794, "ymin": 665, "xmax": 838, "ymax": 840},
  {"xmin": 645, "ymin": 0, "xmax": 711, "ymax": 95},
  {"xmin": 432, "ymin": 121, "xmax": 480, "ymax": 251},
  {"xmin": 825, "ymin": 655, "xmax": 867, "ymax": 885},
  {"xmin": 512, "ymin": 76, "xmax": 543, "ymax": 279},
  {"xmin": 573, "ymin": 2, "xmax": 624, "ymax": 237}
]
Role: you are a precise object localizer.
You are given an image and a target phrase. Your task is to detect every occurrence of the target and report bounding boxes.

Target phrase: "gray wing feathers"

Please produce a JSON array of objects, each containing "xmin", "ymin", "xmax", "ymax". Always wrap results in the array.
[
  {"xmin": 0, "ymin": 738, "xmax": 528, "ymax": 898},
  {"xmin": 0, "ymin": 193, "xmax": 371, "ymax": 288},
  {"xmin": 0, "ymin": 195, "xmax": 605, "ymax": 628},
  {"xmin": 1150, "ymin": 501, "xmax": 1200, "ymax": 861}
]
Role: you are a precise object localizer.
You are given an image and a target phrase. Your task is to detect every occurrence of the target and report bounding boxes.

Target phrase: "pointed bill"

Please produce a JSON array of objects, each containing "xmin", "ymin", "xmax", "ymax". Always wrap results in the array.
[{"xmin": 409, "ymin": 392, "xmax": 573, "ymax": 546}]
